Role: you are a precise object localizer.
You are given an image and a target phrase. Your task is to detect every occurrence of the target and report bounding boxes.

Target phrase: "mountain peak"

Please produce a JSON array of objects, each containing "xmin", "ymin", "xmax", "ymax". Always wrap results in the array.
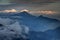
[
  {"xmin": 37, "ymin": 15, "xmax": 60, "ymax": 22},
  {"xmin": 20, "ymin": 9, "xmax": 29, "ymax": 12},
  {"xmin": 16, "ymin": 11, "xmax": 35, "ymax": 17},
  {"xmin": 20, "ymin": 11, "xmax": 29, "ymax": 14},
  {"xmin": 38, "ymin": 15, "xmax": 43, "ymax": 17},
  {"xmin": 38, "ymin": 15, "xmax": 46, "ymax": 18}
]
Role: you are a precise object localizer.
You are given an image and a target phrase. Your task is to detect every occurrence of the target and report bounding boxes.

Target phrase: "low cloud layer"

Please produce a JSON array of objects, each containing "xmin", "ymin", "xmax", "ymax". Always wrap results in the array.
[{"xmin": 0, "ymin": 18, "xmax": 29, "ymax": 40}]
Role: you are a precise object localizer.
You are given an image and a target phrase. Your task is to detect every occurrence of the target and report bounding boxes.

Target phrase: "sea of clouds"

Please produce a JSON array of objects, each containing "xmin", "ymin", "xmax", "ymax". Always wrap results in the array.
[{"xmin": 0, "ymin": 18, "xmax": 29, "ymax": 40}]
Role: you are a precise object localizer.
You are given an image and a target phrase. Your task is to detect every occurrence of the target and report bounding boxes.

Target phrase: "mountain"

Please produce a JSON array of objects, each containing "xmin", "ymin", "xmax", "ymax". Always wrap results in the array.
[
  {"xmin": 14, "ymin": 12, "xmax": 60, "ymax": 32},
  {"xmin": 11, "ymin": 11, "xmax": 36, "ymax": 19},
  {"xmin": 13, "ymin": 11, "xmax": 34, "ymax": 16},
  {"xmin": 0, "ymin": 11, "xmax": 36, "ymax": 20},
  {"xmin": 0, "ymin": 12, "xmax": 60, "ymax": 40},
  {"xmin": 0, "ymin": 12, "xmax": 60, "ymax": 31},
  {"xmin": 34, "ymin": 15, "xmax": 60, "ymax": 31},
  {"xmin": 18, "ymin": 14, "xmax": 60, "ymax": 31}
]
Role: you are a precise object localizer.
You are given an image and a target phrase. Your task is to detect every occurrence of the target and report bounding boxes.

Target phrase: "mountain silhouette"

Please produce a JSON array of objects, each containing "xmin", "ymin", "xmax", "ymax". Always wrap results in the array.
[
  {"xmin": 10, "ymin": 12, "xmax": 60, "ymax": 31},
  {"xmin": 0, "ymin": 12, "xmax": 60, "ymax": 40},
  {"xmin": 0, "ymin": 12, "xmax": 60, "ymax": 31},
  {"xmin": 15, "ymin": 11, "xmax": 33, "ymax": 16}
]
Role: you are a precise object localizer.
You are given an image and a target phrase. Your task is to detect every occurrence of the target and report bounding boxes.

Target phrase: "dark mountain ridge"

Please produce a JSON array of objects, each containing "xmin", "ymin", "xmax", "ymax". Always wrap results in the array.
[
  {"xmin": 0, "ymin": 12, "xmax": 60, "ymax": 31},
  {"xmin": 0, "ymin": 12, "xmax": 60, "ymax": 40}
]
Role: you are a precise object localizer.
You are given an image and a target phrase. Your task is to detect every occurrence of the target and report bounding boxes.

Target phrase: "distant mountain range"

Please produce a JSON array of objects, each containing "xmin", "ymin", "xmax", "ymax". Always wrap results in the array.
[
  {"xmin": 0, "ymin": 11, "xmax": 60, "ymax": 31},
  {"xmin": 0, "ymin": 11, "xmax": 60, "ymax": 40}
]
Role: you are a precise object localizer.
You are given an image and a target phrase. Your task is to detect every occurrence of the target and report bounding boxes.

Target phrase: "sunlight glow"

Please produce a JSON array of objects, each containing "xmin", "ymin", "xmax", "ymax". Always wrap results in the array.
[
  {"xmin": 39, "ymin": 10, "xmax": 56, "ymax": 14},
  {"xmin": 30, "ymin": 10, "xmax": 56, "ymax": 14},
  {"xmin": 0, "ymin": 9, "xmax": 57, "ymax": 15},
  {"xmin": 2, "ymin": 9, "xmax": 17, "ymax": 13},
  {"xmin": 20, "ymin": 9, "xmax": 29, "ymax": 12}
]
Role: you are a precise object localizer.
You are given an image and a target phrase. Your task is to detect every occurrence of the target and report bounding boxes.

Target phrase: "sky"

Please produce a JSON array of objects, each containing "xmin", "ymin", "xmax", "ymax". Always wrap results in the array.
[{"xmin": 0, "ymin": 0, "xmax": 60, "ymax": 20}]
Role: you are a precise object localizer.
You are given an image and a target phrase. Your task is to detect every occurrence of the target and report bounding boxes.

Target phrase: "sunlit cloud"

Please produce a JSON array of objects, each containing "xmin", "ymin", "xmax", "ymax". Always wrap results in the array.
[
  {"xmin": 30, "ymin": 10, "xmax": 57, "ymax": 15},
  {"xmin": 20, "ymin": 9, "xmax": 29, "ymax": 12},
  {"xmin": 0, "ymin": 9, "xmax": 57, "ymax": 15},
  {"xmin": 0, "ymin": 9, "xmax": 30, "ymax": 13},
  {"xmin": 0, "ymin": 9, "xmax": 17, "ymax": 13},
  {"xmin": 39, "ymin": 10, "xmax": 56, "ymax": 14}
]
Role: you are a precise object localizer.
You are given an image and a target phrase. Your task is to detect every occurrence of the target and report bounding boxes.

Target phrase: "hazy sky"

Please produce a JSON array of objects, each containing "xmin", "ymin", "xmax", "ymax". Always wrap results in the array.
[
  {"xmin": 0, "ymin": 0, "xmax": 60, "ymax": 11},
  {"xmin": 0, "ymin": 0, "xmax": 60, "ymax": 20}
]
